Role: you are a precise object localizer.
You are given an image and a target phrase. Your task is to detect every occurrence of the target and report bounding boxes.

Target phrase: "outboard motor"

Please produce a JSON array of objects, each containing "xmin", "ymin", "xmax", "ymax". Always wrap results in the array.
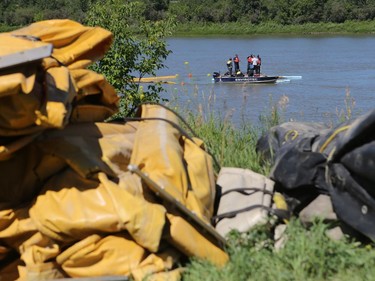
[{"xmin": 213, "ymin": 72, "xmax": 220, "ymax": 78}]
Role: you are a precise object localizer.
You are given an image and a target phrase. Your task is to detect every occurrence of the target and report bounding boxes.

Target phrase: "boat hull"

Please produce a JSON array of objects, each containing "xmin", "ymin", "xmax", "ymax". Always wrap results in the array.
[{"xmin": 213, "ymin": 75, "xmax": 279, "ymax": 84}]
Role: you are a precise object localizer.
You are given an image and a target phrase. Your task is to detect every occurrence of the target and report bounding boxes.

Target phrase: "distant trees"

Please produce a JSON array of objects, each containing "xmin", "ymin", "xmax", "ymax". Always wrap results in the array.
[
  {"xmin": 1, "ymin": 0, "xmax": 375, "ymax": 28},
  {"xmin": 142, "ymin": 0, "xmax": 170, "ymax": 20},
  {"xmin": 0, "ymin": 0, "xmax": 91, "ymax": 26},
  {"xmin": 168, "ymin": 0, "xmax": 375, "ymax": 24}
]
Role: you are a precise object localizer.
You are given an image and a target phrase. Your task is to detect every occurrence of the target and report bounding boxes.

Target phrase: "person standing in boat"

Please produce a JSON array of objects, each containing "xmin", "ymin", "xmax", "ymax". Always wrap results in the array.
[
  {"xmin": 226, "ymin": 57, "xmax": 233, "ymax": 76},
  {"xmin": 256, "ymin": 54, "xmax": 262, "ymax": 75},
  {"xmin": 252, "ymin": 55, "xmax": 259, "ymax": 76},
  {"xmin": 233, "ymin": 54, "xmax": 240, "ymax": 73},
  {"xmin": 247, "ymin": 55, "xmax": 254, "ymax": 76}
]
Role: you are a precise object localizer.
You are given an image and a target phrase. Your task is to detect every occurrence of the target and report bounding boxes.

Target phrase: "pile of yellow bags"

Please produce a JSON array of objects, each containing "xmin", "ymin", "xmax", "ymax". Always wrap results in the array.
[{"xmin": 0, "ymin": 20, "xmax": 228, "ymax": 280}]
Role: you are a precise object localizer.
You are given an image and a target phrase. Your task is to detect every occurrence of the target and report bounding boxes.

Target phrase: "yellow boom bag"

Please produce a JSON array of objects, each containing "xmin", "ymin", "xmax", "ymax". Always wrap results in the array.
[{"xmin": 0, "ymin": 19, "xmax": 227, "ymax": 281}]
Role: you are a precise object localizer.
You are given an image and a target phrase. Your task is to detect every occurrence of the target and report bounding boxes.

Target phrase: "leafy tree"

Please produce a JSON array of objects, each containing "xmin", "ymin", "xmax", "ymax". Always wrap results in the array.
[
  {"xmin": 229, "ymin": 0, "xmax": 263, "ymax": 23},
  {"xmin": 290, "ymin": 0, "xmax": 325, "ymax": 24},
  {"xmin": 34, "ymin": 0, "xmax": 88, "ymax": 22},
  {"xmin": 142, "ymin": 0, "xmax": 170, "ymax": 20},
  {"xmin": 323, "ymin": 0, "xmax": 349, "ymax": 23},
  {"xmin": 84, "ymin": 0, "xmax": 175, "ymax": 117},
  {"xmin": 262, "ymin": 0, "xmax": 295, "ymax": 24}
]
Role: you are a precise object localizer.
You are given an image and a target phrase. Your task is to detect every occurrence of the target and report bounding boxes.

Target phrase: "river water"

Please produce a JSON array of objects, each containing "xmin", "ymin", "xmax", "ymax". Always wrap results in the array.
[{"xmin": 156, "ymin": 35, "xmax": 375, "ymax": 126}]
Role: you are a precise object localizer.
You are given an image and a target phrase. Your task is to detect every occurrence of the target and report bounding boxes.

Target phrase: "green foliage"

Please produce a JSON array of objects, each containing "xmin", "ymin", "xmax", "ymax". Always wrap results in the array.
[
  {"xmin": 0, "ymin": 0, "xmax": 90, "ymax": 25},
  {"xmin": 142, "ymin": 0, "xmax": 170, "ymax": 20},
  {"xmin": 167, "ymin": 0, "xmax": 375, "ymax": 24},
  {"xmin": 173, "ymin": 20, "xmax": 375, "ymax": 36},
  {"xmin": 176, "ymin": 103, "xmax": 269, "ymax": 175},
  {"xmin": 84, "ymin": 0, "xmax": 175, "ymax": 117},
  {"xmin": 182, "ymin": 219, "xmax": 375, "ymax": 281},
  {"xmin": 1, "ymin": 0, "xmax": 375, "ymax": 31}
]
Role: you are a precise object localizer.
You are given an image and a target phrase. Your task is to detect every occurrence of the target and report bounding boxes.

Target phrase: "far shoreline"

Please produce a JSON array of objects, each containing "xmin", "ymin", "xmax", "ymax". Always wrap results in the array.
[{"xmin": 171, "ymin": 20, "xmax": 375, "ymax": 37}]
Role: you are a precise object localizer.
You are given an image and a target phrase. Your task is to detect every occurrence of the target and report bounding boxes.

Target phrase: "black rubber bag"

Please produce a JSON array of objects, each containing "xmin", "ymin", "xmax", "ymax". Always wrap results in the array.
[
  {"xmin": 257, "ymin": 109, "xmax": 375, "ymax": 240},
  {"xmin": 327, "ymin": 109, "xmax": 375, "ymax": 240},
  {"xmin": 256, "ymin": 121, "xmax": 330, "ymax": 213}
]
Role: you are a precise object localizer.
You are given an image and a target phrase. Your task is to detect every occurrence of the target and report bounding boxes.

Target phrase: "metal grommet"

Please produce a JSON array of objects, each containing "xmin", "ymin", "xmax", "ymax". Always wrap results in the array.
[{"xmin": 361, "ymin": 205, "xmax": 368, "ymax": 215}]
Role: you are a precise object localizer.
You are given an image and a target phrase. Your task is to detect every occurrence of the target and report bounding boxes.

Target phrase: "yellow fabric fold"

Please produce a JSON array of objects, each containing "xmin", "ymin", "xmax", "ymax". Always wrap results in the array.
[
  {"xmin": 29, "ymin": 171, "xmax": 166, "ymax": 252},
  {"xmin": 0, "ymin": 19, "xmax": 118, "ymax": 137},
  {"xmin": 57, "ymin": 234, "xmax": 181, "ymax": 281},
  {"xmin": 11, "ymin": 19, "xmax": 113, "ymax": 68},
  {"xmin": 0, "ymin": 208, "xmax": 37, "ymax": 250},
  {"xmin": 183, "ymin": 136, "xmax": 216, "ymax": 221},
  {"xmin": 130, "ymin": 104, "xmax": 189, "ymax": 204},
  {"xmin": 166, "ymin": 213, "xmax": 229, "ymax": 267}
]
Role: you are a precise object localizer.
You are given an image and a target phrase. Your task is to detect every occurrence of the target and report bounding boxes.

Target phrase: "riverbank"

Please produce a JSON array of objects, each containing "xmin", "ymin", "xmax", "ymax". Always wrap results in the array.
[
  {"xmin": 172, "ymin": 20, "xmax": 375, "ymax": 37},
  {"xmin": 179, "ymin": 106, "xmax": 375, "ymax": 281}
]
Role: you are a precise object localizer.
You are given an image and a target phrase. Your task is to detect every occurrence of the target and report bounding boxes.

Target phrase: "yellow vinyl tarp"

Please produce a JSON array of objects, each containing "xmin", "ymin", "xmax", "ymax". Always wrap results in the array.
[
  {"xmin": 0, "ymin": 20, "xmax": 228, "ymax": 281},
  {"xmin": 0, "ymin": 19, "xmax": 118, "ymax": 137}
]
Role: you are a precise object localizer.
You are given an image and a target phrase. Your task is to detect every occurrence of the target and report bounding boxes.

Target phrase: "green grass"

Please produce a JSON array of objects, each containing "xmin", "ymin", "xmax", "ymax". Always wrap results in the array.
[
  {"xmin": 182, "ymin": 219, "xmax": 375, "ymax": 281},
  {"xmin": 187, "ymin": 114, "xmax": 267, "ymax": 174}
]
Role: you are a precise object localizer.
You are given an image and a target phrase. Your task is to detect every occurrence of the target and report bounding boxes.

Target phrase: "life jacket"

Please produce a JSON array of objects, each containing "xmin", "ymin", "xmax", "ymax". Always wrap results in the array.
[
  {"xmin": 227, "ymin": 60, "xmax": 232, "ymax": 67},
  {"xmin": 234, "ymin": 56, "xmax": 239, "ymax": 63}
]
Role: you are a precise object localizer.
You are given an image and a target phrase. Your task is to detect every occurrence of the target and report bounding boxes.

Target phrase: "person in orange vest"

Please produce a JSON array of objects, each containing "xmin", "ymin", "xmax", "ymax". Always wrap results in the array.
[{"xmin": 233, "ymin": 54, "xmax": 240, "ymax": 73}]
